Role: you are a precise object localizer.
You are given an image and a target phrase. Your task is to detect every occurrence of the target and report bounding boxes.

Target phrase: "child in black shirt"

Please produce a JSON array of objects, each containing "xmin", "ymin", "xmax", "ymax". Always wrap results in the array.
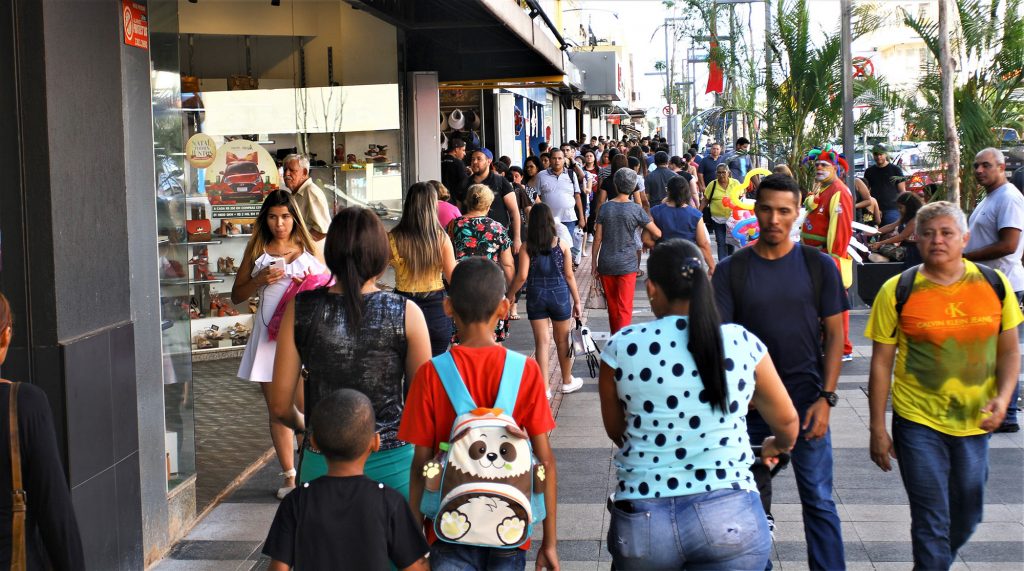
[{"xmin": 263, "ymin": 389, "xmax": 428, "ymax": 571}]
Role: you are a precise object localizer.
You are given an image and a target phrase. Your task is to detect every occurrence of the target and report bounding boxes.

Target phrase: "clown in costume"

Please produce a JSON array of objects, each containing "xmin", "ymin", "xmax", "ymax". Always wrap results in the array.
[{"xmin": 801, "ymin": 145, "xmax": 854, "ymax": 358}]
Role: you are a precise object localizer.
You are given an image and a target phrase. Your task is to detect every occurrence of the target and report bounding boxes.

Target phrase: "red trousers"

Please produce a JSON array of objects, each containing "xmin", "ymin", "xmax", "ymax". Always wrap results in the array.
[
  {"xmin": 842, "ymin": 305, "xmax": 852, "ymax": 355},
  {"xmin": 601, "ymin": 273, "xmax": 636, "ymax": 334}
]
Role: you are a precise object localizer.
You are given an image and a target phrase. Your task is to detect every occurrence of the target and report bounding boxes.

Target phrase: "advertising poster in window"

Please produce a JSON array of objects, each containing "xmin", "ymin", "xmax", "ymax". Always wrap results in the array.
[{"xmin": 204, "ymin": 139, "xmax": 281, "ymax": 218}]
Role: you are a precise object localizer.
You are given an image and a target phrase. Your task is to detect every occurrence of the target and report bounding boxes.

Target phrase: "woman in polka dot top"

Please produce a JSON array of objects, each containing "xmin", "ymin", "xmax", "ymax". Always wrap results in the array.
[{"xmin": 598, "ymin": 238, "xmax": 799, "ymax": 570}]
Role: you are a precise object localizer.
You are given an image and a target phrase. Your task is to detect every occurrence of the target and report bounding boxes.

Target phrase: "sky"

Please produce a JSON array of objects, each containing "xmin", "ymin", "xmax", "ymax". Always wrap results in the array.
[{"xmin": 572, "ymin": 0, "xmax": 839, "ymax": 113}]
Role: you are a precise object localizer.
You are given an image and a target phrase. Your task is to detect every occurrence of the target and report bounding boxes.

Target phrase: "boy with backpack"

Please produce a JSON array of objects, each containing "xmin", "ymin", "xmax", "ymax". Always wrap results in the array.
[
  {"xmin": 399, "ymin": 257, "xmax": 559, "ymax": 570},
  {"xmin": 262, "ymin": 389, "xmax": 429, "ymax": 571}
]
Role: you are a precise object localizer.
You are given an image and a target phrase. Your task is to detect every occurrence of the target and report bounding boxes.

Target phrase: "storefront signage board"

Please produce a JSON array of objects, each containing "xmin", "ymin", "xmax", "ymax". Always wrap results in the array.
[
  {"xmin": 122, "ymin": 0, "xmax": 149, "ymax": 50},
  {"xmin": 204, "ymin": 140, "xmax": 281, "ymax": 218}
]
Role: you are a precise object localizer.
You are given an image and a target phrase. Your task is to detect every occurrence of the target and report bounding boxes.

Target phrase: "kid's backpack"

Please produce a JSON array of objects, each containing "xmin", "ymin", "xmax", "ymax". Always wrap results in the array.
[{"xmin": 419, "ymin": 350, "xmax": 547, "ymax": 548}]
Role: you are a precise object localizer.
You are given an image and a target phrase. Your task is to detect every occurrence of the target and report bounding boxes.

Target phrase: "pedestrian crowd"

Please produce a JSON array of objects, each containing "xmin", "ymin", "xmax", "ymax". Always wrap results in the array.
[{"xmin": 0, "ymin": 136, "xmax": 1020, "ymax": 571}]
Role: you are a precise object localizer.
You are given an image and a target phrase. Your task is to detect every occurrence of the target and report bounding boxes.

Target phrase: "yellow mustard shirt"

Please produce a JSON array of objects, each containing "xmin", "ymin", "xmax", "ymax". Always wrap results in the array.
[
  {"xmin": 388, "ymin": 233, "xmax": 444, "ymax": 293},
  {"xmin": 865, "ymin": 261, "xmax": 1024, "ymax": 436}
]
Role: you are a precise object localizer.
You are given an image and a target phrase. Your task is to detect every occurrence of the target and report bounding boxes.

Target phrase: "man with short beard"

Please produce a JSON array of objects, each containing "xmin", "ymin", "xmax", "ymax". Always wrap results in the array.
[
  {"xmin": 460, "ymin": 148, "xmax": 521, "ymax": 253},
  {"xmin": 713, "ymin": 174, "xmax": 848, "ymax": 571},
  {"xmin": 801, "ymin": 146, "xmax": 855, "ymax": 361}
]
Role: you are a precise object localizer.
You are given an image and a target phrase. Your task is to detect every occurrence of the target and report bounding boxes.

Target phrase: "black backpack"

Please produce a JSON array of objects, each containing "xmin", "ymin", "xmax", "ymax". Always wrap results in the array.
[
  {"xmin": 890, "ymin": 263, "xmax": 1005, "ymax": 335},
  {"xmin": 729, "ymin": 244, "xmax": 826, "ymax": 321}
]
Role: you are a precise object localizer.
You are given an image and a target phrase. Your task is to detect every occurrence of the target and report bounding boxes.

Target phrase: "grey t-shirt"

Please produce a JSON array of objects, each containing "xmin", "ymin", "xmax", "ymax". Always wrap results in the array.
[
  {"xmin": 966, "ymin": 182, "xmax": 1024, "ymax": 291},
  {"xmin": 597, "ymin": 200, "xmax": 650, "ymax": 275}
]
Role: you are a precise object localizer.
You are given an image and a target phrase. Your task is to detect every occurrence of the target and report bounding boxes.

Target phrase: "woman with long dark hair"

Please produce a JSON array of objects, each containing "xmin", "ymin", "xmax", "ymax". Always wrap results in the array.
[
  {"xmin": 869, "ymin": 191, "xmax": 925, "ymax": 268},
  {"xmin": 389, "ymin": 182, "xmax": 456, "ymax": 356},
  {"xmin": 507, "ymin": 203, "xmax": 584, "ymax": 396},
  {"xmin": 0, "ymin": 293, "xmax": 84, "ymax": 570},
  {"xmin": 598, "ymin": 239, "xmax": 798, "ymax": 570},
  {"xmin": 232, "ymin": 189, "xmax": 325, "ymax": 499},
  {"xmin": 651, "ymin": 177, "xmax": 716, "ymax": 272},
  {"xmin": 270, "ymin": 208, "xmax": 431, "ymax": 497},
  {"xmin": 523, "ymin": 155, "xmax": 544, "ymax": 198}
]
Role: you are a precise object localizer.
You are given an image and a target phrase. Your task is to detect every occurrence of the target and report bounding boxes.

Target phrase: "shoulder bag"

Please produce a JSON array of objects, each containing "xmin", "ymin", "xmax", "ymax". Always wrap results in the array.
[{"xmin": 9, "ymin": 382, "xmax": 25, "ymax": 571}]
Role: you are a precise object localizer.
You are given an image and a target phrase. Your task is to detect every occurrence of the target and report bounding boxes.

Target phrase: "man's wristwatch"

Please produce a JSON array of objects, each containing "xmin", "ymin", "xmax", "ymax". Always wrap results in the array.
[{"xmin": 819, "ymin": 390, "xmax": 838, "ymax": 407}]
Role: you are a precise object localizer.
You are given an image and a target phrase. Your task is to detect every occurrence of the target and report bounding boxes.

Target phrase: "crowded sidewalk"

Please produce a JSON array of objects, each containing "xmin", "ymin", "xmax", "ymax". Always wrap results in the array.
[{"xmin": 151, "ymin": 247, "xmax": 1024, "ymax": 570}]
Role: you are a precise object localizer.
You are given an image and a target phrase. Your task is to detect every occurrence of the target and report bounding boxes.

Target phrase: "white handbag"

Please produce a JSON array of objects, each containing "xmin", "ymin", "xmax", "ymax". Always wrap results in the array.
[{"xmin": 567, "ymin": 319, "xmax": 601, "ymax": 377}]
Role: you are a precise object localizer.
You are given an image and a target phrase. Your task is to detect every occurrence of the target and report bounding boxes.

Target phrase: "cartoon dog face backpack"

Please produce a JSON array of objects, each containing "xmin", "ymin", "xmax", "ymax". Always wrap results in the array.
[{"xmin": 419, "ymin": 350, "xmax": 547, "ymax": 548}]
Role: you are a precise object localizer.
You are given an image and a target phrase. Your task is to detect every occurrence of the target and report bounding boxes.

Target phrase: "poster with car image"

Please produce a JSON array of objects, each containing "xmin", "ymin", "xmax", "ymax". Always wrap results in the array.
[{"xmin": 205, "ymin": 139, "xmax": 280, "ymax": 218}]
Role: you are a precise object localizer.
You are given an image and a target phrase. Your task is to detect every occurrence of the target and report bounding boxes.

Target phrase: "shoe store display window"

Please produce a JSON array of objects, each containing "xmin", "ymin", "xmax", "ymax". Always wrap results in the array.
[{"xmin": 149, "ymin": 0, "xmax": 401, "ymax": 494}]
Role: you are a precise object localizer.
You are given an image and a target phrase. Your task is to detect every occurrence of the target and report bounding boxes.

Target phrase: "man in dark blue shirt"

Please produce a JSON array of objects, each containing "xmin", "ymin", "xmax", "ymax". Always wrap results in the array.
[
  {"xmin": 644, "ymin": 151, "xmax": 678, "ymax": 205},
  {"xmin": 712, "ymin": 174, "xmax": 848, "ymax": 571},
  {"xmin": 696, "ymin": 142, "xmax": 722, "ymax": 188}
]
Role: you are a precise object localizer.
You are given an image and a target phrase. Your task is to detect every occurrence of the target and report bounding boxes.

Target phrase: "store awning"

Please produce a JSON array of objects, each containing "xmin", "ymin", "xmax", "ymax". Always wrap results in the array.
[
  {"xmin": 343, "ymin": 0, "xmax": 566, "ymax": 81},
  {"xmin": 439, "ymin": 76, "xmax": 565, "ymax": 90}
]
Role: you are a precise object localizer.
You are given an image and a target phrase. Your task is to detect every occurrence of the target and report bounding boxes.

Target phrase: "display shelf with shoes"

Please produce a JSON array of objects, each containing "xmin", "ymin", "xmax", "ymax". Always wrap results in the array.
[{"xmin": 183, "ymin": 204, "xmax": 256, "ymax": 356}]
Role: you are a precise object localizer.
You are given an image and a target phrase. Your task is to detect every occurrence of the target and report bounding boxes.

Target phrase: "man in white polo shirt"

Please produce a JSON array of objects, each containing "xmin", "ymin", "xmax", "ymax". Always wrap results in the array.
[
  {"xmin": 964, "ymin": 147, "xmax": 1024, "ymax": 433},
  {"xmin": 536, "ymin": 147, "xmax": 585, "ymax": 259}
]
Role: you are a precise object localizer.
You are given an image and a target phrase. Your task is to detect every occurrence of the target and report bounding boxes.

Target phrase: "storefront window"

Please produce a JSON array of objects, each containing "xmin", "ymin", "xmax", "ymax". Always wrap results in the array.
[
  {"xmin": 151, "ymin": 4, "xmax": 197, "ymax": 491},
  {"xmin": 149, "ymin": 0, "xmax": 402, "ymax": 498}
]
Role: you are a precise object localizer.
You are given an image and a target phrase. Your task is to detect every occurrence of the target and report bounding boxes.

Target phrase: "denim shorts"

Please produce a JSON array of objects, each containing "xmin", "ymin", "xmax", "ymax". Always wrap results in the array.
[
  {"xmin": 607, "ymin": 489, "xmax": 770, "ymax": 570},
  {"xmin": 526, "ymin": 278, "xmax": 571, "ymax": 321}
]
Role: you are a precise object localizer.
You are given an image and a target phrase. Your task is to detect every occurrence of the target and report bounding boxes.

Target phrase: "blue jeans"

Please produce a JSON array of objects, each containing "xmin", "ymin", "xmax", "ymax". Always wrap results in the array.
[
  {"xmin": 1007, "ymin": 292, "xmax": 1024, "ymax": 426},
  {"xmin": 748, "ymin": 402, "xmax": 845, "ymax": 570},
  {"xmin": 892, "ymin": 414, "xmax": 990, "ymax": 570},
  {"xmin": 429, "ymin": 543, "xmax": 525, "ymax": 571},
  {"xmin": 881, "ymin": 208, "xmax": 901, "ymax": 226},
  {"xmin": 607, "ymin": 489, "xmax": 771, "ymax": 570},
  {"xmin": 562, "ymin": 220, "xmax": 580, "ymax": 258},
  {"xmin": 710, "ymin": 219, "xmax": 733, "ymax": 261}
]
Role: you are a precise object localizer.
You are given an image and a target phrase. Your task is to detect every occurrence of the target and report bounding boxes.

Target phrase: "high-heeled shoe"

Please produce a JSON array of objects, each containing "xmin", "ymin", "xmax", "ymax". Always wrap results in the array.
[{"xmin": 277, "ymin": 468, "xmax": 297, "ymax": 499}]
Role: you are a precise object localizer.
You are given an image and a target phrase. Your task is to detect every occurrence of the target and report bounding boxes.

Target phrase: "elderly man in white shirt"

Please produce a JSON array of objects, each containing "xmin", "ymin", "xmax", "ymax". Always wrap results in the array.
[
  {"xmin": 283, "ymin": 154, "xmax": 332, "ymax": 255},
  {"xmin": 536, "ymin": 148, "xmax": 585, "ymax": 259}
]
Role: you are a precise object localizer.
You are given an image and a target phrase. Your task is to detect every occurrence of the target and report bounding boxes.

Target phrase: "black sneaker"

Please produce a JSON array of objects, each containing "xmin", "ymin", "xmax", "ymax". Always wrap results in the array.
[{"xmin": 995, "ymin": 423, "xmax": 1020, "ymax": 433}]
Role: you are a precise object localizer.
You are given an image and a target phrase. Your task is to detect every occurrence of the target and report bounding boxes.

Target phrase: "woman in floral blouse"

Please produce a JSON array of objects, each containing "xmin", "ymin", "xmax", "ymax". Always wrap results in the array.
[{"xmin": 447, "ymin": 183, "xmax": 515, "ymax": 341}]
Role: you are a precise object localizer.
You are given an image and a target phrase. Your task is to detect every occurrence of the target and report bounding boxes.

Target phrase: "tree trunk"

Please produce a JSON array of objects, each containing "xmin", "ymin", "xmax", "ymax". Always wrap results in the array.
[{"xmin": 938, "ymin": 0, "xmax": 960, "ymax": 205}]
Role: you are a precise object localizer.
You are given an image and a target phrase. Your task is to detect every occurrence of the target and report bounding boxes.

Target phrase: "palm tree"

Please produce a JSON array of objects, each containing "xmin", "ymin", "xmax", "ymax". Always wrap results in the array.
[
  {"xmin": 762, "ymin": 0, "xmax": 899, "ymax": 189},
  {"xmin": 902, "ymin": 0, "xmax": 1024, "ymax": 209}
]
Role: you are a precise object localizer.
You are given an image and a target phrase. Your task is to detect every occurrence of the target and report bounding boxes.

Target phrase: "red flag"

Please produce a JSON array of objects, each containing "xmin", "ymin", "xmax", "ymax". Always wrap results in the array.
[{"xmin": 706, "ymin": 41, "xmax": 724, "ymax": 94}]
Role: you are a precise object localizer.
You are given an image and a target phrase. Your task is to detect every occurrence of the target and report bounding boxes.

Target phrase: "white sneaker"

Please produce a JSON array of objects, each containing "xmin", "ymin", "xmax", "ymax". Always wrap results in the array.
[
  {"xmin": 277, "ymin": 469, "xmax": 297, "ymax": 500},
  {"xmin": 546, "ymin": 388, "xmax": 553, "ymax": 400},
  {"xmin": 562, "ymin": 377, "xmax": 585, "ymax": 394}
]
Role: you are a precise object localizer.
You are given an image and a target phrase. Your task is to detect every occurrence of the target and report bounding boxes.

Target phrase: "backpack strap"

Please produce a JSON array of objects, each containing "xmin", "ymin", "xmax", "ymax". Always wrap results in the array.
[
  {"xmin": 974, "ymin": 263, "xmax": 1006, "ymax": 303},
  {"xmin": 432, "ymin": 353, "xmax": 478, "ymax": 416},
  {"xmin": 493, "ymin": 350, "xmax": 527, "ymax": 416},
  {"xmin": 799, "ymin": 244, "xmax": 825, "ymax": 317},
  {"xmin": 974, "ymin": 263, "xmax": 1007, "ymax": 330},
  {"xmin": 728, "ymin": 247, "xmax": 753, "ymax": 321},
  {"xmin": 892, "ymin": 264, "xmax": 921, "ymax": 337}
]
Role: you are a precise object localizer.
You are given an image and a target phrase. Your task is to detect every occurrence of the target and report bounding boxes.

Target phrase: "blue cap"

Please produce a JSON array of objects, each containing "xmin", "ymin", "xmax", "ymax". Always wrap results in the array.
[{"xmin": 481, "ymin": 148, "xmax": 493, "ymax": 161}]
